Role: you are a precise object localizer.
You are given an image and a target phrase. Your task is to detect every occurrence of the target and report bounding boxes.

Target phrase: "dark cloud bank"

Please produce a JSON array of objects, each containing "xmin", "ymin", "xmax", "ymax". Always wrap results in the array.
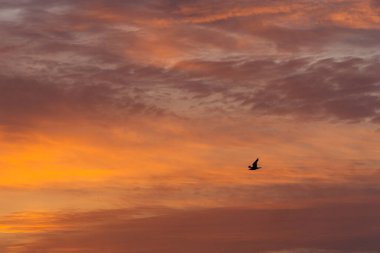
[
  {"xmin": 6, "ymin": 203, "xmax": 380, "ymax": 253},
  {"xmin": 175, "ymin": 57, "xmax": 380, "ymax": 123},
  {"xmin": 1, "ymin": 0, "xmax": 380, "ymax": 126}
]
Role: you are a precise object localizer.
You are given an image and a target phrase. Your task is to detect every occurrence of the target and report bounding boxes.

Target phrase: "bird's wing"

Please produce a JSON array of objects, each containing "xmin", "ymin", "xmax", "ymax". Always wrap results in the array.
[{"xmin": 252, "ymin": 158, "xmax": 259, "ymax": 166}]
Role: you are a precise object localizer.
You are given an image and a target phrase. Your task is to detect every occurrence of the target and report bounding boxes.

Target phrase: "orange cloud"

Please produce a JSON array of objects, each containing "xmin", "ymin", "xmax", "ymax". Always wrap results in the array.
[
  {"xmin": 329, "ymin": 4, "xmax": 380, "ymax": 29},
  {"xmin": 0, "ymin": 212, "xmax": 60, "ymax": 234},
  {"xmin": 176, "ymin": 4, "xmax": 303, "ymax": 24}
]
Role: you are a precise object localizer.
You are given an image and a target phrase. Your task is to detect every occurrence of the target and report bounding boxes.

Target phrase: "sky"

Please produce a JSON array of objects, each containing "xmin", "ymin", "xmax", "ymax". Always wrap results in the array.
[{"xmin": 0, "ymin": 0, "xmax": 380, "ymax": 252}]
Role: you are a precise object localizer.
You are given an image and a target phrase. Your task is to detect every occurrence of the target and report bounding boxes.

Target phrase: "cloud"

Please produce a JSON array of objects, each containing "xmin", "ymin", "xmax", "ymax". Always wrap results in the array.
[
  {"xmin": 1, "ymin": 0, "xmax": 379, "ymax": 125},
  {"xmin": 2, "ymin": 0, "xmax": 379, "ymax": 72},
  {"xmin": 3, "ymin": 203, "xmax": 380, "ymax": 253},
  {"xmin": 266, "ymin": 249, "xmax": 378, "ymax": 253},
  {"xmin": 116, "ymin": 167, "xmax": 380, "ymax": 210},
  {"xmin": 169, "ymin": 57, "xmax": 380, "ymax": 123},
  {"xmin": 0, "ymin": 74, "xmax": 165, "ymax": 133},
  {"xmin": 1, "ymin": 3, "xmax": 379, "ymax": 252},
  {"xmin": 249, "ymin": 57, "xmax": 380, "ymax": 123}
]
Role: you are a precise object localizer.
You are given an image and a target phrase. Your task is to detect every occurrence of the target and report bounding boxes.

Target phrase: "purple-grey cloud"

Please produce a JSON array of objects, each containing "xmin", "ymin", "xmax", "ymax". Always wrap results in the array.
[
  {"xmin": 0, "ymin": 75, "xmax": 164, "ymax": 133},
  {"xmin": 2, "ymin": 0, "xmax": 379, "ymax": 127},
  {"xmin": 170, "ymin": 57, "xmax": 380, "ymax": 123},
  {"xmin": 249, "ymin": 57, "xmax": 380, "ymax": 123}
]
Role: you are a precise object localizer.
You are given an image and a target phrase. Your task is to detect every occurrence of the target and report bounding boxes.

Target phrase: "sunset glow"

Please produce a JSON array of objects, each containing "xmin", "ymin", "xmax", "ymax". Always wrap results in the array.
[{"xmin": 1, "ymin": 0, "xmax": 380, "ymax": 252}]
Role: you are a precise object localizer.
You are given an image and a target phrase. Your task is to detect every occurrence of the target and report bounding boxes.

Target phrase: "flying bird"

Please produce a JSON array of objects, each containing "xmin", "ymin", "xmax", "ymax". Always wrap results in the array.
[{"xmin": 248, "ymin": 158, "xmax": 262, "ymax": 171}]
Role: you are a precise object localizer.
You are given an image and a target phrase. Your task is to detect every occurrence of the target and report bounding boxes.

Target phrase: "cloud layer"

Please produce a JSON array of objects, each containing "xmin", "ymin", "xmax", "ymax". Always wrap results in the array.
[
  {"xmin": 3, "ymin": 203, "xmax": 380, "ymax": 253},
  {"xmin": 1, "ymin": 0, "xmax": 380, "ymax": 252},
  {"xmin": 1, "ymin": 0, "xmax": 379, "ymax": 126}
]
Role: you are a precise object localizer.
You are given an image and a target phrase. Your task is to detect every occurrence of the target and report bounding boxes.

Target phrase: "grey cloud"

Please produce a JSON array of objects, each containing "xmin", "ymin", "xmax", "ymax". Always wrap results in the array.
[
  {"xmin": 260, "ymin": 26, "xmax": 380, "ymax": 51},
  {"xmin": 4, "ymin": 0, "xmax": 378, "ymax": 58},
  {"xmin": 248, "ymin": 57, "xmax": 380, "ymax": 123},
  {"xmin": 170, "ymin": 57, "xmax": 380, "ymax": 123},
  {"xmin": 212, "ymin": 19, "xmax": 380, "ymax": 51},
  {"xmin": 371, "ymin": 0, "xmax": 380, "ymax": 9},
  {"xmin": 0, "ymin": 75, "xmax": 164, "ymax": 132},
  {"xmin": 1, "ymin": 0, "xmax": 379, "ymax": 125},
  {"xmin": 173, "ymin": 58, "xmax": 309, "ymax": 83},
  {"xmin": 156, "ymin": 0, "xmax": 380, "ymax": 51}
]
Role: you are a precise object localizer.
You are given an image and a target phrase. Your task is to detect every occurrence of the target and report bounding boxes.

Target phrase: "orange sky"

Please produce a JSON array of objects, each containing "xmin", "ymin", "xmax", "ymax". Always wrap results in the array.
[{"xmin": 0, "ymin": 0, "xmax": 380, "ymax": 252}]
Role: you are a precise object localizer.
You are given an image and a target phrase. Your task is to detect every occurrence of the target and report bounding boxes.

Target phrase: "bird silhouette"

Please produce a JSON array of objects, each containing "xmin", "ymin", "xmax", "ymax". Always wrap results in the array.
[{"xmin": 248, "ymin": 158, "xmax": 262, "ymax": 171}]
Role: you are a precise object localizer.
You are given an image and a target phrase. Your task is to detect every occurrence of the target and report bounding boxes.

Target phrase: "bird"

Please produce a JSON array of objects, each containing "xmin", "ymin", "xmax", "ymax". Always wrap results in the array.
[{"xmin": 248, "ymin": 158, "xmax": 262, "ymax": 171}]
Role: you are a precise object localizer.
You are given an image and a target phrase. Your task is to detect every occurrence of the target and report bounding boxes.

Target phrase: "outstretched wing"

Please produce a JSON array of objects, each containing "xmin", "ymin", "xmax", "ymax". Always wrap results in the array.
[{"xmin": 252, "ymin": 158, "xmax": 259, "ymax": 167}]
